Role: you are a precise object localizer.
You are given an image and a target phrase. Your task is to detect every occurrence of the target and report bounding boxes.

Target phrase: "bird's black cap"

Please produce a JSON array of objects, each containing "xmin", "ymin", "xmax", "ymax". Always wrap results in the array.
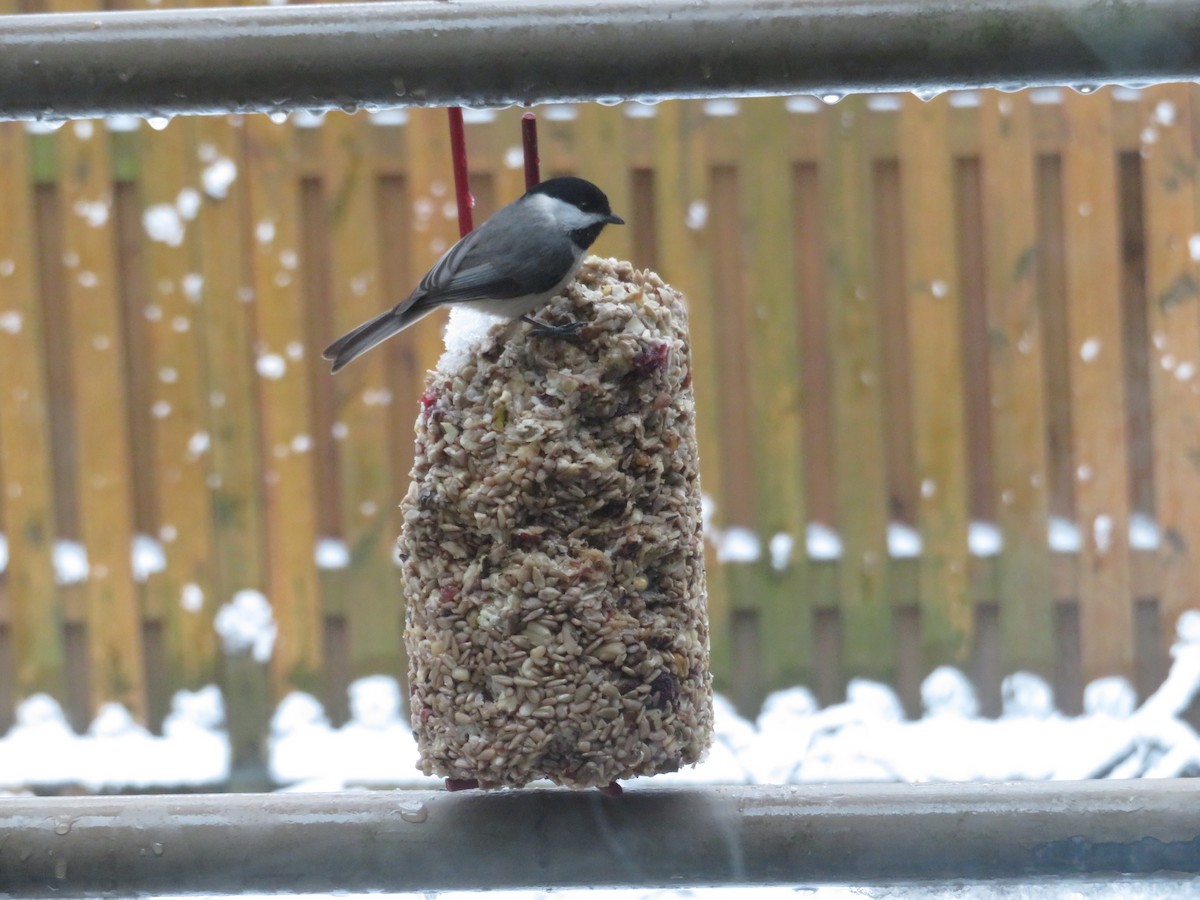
[{"xmin": 528, "ymin": 176, "xmax": 624, "ymax": 224}]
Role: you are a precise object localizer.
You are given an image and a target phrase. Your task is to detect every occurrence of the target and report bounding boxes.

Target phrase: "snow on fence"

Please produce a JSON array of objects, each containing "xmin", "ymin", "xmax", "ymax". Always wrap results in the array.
[
  {"xmin": 2, "ymin": 58, "xmax": 1200, "ymax": 752},
  {"xmin": 3, "ymin": 609, "xmax": 1200, "ymax": 793}
]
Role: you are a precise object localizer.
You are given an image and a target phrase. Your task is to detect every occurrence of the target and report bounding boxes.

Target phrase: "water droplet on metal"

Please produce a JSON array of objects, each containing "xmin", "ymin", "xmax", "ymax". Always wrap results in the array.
[
  {"xmin": 152, "ymin": 841, "xmax": 165, "ymax": 856},
  {"xmin": 54, "ymin": 816, "xmax": 72, "ymax": 835},
  {"xmin": 820, "ymin": 92, "xmax": 844, "ymax": 105}
]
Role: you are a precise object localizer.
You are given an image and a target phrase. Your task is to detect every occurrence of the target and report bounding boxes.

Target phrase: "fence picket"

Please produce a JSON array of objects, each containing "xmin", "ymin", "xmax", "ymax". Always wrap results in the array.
[
  {"xmin": 824, "ymin": 96, "xmax": 893, "ymax": 687},
  {"xmin": 242, "ymin": 115, "xmax": 323, "ymax": 693},
  {"xmin": 321, "ymin": 113, "xmax": 404, "ymax": 682},
  {"xmin": 978, "ymin": 92, "xmax": 1056, "ymax": 678},
  {"xmin": 1061, "ymin": 90, "xmax": 1135, "ymax": 686},
  {"xmin": 0, "ymin": 118, "xmax": 63, "ymax": 701},
  {"xmin": 899, "ymin": 96, "xmax": 972, "ymax": 666},
  {"xmin": 53, "ymin": 114, "xmax": 146, "ymax": 718},
  {"xmin": 1144, "ymin": 84, "xmax": 1200, "ymax": 652}
]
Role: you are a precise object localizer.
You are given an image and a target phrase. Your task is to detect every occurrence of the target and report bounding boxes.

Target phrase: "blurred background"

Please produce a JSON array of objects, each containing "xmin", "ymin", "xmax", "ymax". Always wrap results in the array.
[{"xmin": 3, "ymin": 15, "xmax": 1200, "ymax": 785}]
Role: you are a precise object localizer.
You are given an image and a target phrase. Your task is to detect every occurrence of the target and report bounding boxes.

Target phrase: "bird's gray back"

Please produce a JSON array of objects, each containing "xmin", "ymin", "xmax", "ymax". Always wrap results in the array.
[{"xmin": 409, "ymin": 198, "xmax": 578, "ymax": 312}]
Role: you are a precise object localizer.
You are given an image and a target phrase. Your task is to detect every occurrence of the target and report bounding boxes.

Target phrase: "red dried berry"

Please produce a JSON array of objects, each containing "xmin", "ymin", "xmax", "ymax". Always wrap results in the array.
[
  {"xmin": 596, "ymin": 781, "xmax": 624, "ymax": 798},
  {"xmin": 632, "ymin": 343, "xmax": 669, "ymax": 377}
]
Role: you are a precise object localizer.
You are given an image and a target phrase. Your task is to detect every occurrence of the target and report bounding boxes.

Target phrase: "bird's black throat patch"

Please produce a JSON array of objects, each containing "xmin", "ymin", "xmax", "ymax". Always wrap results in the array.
[{"xmin": 569, "ymin": 222, "xmax": 608, "ymax": 251}]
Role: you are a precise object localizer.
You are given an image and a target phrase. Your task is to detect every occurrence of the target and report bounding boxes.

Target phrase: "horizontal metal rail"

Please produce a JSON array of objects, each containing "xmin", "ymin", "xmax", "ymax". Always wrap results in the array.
[
  {"xmin": 2, "ymin": 781, "xmax": 1200, "ymax": 895},
  {"xmin": 2, "ymin": 0, "xmax": 1200, "ymax": 121}
]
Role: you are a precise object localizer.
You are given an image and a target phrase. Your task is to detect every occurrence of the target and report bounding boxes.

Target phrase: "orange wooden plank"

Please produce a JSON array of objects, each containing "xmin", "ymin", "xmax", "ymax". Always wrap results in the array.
[
  {"xmin": 243, "ymin": 114, "xmax": 323, "ymax": 691},
  {"xmin": 650, "ymin": 101, "xmax": 732, "ymax": 688},
  {"xmin": 737, "ymin": 97, "xmax": 812, "ymax": 695},
  {"xmin": 823, "ymin": 96, "xmax": 892, "ymax": 684},
  {"xmin": 191, "ymin": 114, "xmax": 267, "ymax": 611},
  {"xmin": 1144, "ymin": 84, "xmax": 1200, "ymax": 641},
  {"xmin": 53, "ymin": 115, "xmax": 146, "ymax": 718},
  {"xmin": 1060, "ymin": 90, "xmax": 1134, "ymax": 684},
  {"xmin": 898, "ymin": 96, "xmax": 972, "ymax": 665},
  {"xmin": 978, "ymin": 91, "xmax": 1055, "ymax": 676},
  {"xmin": 788, "ymin": 103, "xmax": 837, "ymax": 534},
  {"xmin": 0, "ymin": 119, "xmax": 64, "ymax": 698},
  {"xmin": 134, "ymin": 114, "xmax": 219, "ymax": 685},
  {"xmin": 321, "ymin": 111, "xmax": 403, "ymax": 680}
]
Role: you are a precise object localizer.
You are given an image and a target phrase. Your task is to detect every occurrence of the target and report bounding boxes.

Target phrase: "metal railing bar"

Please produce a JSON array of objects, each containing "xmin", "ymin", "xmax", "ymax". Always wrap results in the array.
[
  {"xmin": 2, "ymin": 781, "xmax": 1200, "ymax": 895},
  {"xmin": 2, "ymin": 0, "xmax": 1200, "ymax": 121}
]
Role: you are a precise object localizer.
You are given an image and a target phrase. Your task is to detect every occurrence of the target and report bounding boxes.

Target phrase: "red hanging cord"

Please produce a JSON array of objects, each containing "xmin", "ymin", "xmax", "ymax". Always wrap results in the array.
[
  {"xmin": 447, "ymin": 106, "xmax": 473, "ymax": 237},
  {"xmin": 521, "ymin": 111, "xmax": 540, "ymax": 190}
]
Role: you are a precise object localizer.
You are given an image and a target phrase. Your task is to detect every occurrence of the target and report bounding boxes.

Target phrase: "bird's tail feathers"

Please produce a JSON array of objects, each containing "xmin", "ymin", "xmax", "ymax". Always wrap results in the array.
[{"xmin": 323, "ymin": 305, "xmax": 422, "ymax": 373}]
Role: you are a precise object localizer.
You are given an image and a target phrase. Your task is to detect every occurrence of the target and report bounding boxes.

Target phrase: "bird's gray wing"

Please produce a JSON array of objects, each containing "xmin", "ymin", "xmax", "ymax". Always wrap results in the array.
[{"xmin": 403, "ymin": 209, "xmax": 577, "ymax": 313}]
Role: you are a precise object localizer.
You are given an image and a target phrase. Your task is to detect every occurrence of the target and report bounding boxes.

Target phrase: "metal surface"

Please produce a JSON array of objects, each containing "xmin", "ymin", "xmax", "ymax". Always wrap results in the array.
[
  {"xmin": 1, "ymin": 0, "xmax": 1200, "ymax": 120},
  {"xmin": 2, "ymin": 781, "xmax": 1200, "ymax": 895}
]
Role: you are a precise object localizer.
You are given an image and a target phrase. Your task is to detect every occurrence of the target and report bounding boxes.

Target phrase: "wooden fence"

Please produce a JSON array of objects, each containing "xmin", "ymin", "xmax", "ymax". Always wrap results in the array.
[{"xmin": 2, "ymin": 75, "xmax": 1200, "ymax": 735}]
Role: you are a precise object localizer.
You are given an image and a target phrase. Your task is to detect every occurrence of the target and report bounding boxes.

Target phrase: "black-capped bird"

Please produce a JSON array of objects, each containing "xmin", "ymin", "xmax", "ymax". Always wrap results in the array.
[{"xmin": 323, "ymin": 176, "xmax": 624, "ymax": 373}]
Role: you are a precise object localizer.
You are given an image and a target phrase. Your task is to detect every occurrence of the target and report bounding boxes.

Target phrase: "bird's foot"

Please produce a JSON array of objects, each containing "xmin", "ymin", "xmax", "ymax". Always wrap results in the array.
[{"xmin": 522, "ymin": 315, "xmax": 586, "ymax": 340}]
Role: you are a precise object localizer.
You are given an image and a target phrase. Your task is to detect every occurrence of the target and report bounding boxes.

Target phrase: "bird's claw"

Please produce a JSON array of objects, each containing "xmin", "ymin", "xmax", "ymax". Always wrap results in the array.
[{"xmin": 522, "ymin": 315, "xmax": 586, "ymax": 340}]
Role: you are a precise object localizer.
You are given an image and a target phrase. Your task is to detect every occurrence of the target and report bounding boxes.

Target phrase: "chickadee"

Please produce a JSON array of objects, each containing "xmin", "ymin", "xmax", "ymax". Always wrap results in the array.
[{"xmin": 323, "ymin": 176, "xmax": 624, "ymax": 373}]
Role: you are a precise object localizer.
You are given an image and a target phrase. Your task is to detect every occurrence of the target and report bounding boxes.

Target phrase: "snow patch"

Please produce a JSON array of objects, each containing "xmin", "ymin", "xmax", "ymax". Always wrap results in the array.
[
  {"xmin": 866, "ymin": 95, "xmax": 903, "ymax": 112},
  {"xmin": 716, "ymin": 526, "xmax": 761, "ymax": 563},
  {"xmin": 202, "ymin": 156, "xmax": 238, "ymax": 199},
  {"xmin": 806, "ymin": 522, "xmax": 842, "ymax": 560},
  {"xmin": 968, "ymin": 520, "xmax": 1002, "ymax": 556},
  {"xmin": 887, "ymin": 521, "xmax": 921, "ymax": 558},
  {"xmin": 256, "ymin": 353, "xmax": 287, "ymax": 379},
  {"xmin": 785, "ymin": 96, "xmax": 822, "ymax": 114},
  {"xmin": 131, "ymin": 533, "xmax": 166, "ymax": 583},
  {"xmin": 315, "ymin": 538, "xmax": 350, "ymax": 570},
  {"xmin": 214, "ymin": 590, "xmax": 277, "ymax": 663},
  {"xmin": 1048, "ymin": 516, "xmax": 1082, "ymax": 552},
  {"xmin": 437, "ymin": 306, "xmax": 507, "ymax": 375},
  {"xmin": 768, "ymin": 532, "xmax": 794, "ymax": 571},
  {"xmin": 0, "ymin": 311, "xmax": 23, "ymax": 335},
  {"xmin": 187, "ymin": 430, "xmax": 211, "ymax": 458},
  {"xmin": 291, "ymin": 110, "xmax": 327, "ymax": 128},
  {"xmin": 623, "ymin": 101, "xmax": 659, "ymax": 118},
  {"xmin": 703, "ymin": 99, "xmax": 740, "ymax": 117},
  {"xmin": 369, "ymin": 109, "xmax": 408, "ymax": 127},
  {"xmin": 176, "ymin": 188, "xmax": 201, "ymax": 221},
  {"xmin": 181, "ymin": 582, "xmax": 204, "ymax": 613},
  {"xmin": 54, "ymin": 539, "xmax": 89, "ymax": 584},
  {"xmin": 143, "ymin": 203, "xmax": 185, "ymax": 246},
  {"xmin": 73, "ymin": 198, "xmax": 109, "ymax": 228},
  {"xmin": 1130, "ymin": 511, "xmax": 1160, "ymax": 550}
]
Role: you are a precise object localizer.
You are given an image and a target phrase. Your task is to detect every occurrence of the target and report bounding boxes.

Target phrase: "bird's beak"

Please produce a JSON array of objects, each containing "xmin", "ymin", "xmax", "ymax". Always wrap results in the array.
[{"xmin": 606, "ymin": 213, "xmax": 625, "ymax": 225}]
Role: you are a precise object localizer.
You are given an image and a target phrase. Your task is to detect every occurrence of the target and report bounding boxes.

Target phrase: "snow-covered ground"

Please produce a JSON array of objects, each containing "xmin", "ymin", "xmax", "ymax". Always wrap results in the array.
[{"xmin": 3, "ymin": 610, "xmax": 1199, "ymax": 793}]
